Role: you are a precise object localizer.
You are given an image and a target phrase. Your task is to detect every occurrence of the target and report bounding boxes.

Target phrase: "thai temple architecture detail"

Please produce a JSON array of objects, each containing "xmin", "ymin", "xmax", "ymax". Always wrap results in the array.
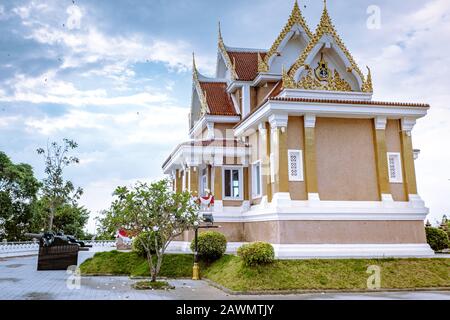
[{"xmin": 162, "ymin": 1, "xmax": 433, "ymax": 258}]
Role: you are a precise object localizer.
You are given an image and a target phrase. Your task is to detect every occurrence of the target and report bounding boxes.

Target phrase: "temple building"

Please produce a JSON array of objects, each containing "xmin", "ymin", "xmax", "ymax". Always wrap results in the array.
[{"xmin": 162, "ymin": 2, "xmax": 433, "ymax": 258}]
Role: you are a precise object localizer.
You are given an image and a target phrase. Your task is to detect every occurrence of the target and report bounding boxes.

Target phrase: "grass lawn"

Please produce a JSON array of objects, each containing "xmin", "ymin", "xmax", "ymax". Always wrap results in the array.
[{"xmin": 80, "ymin": 251, "xmax": 450, "ymax": 292}]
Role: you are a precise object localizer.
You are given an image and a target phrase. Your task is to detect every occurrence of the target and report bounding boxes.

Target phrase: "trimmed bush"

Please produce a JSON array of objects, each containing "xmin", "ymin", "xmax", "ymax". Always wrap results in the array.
[
  {"xmin": 237, "ymin": 242, "xmax": 275, "ymax": 266},
  {"xmin": 132, "ymin": 231, "xmax": 161, "ymax": 257},
  {"xmin": 190, "ymin": 231, "xmax": 227, "ymax": 260},
  {"xmin": 426, "ymin": 227, "xmax": 449, "ymax": 252}
]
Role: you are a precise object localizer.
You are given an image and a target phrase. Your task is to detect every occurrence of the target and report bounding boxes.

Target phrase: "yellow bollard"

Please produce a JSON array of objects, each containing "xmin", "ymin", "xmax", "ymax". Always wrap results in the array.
[{"xmin": 192, "ymin": 262, "xmax": 200, "ymax": 280}]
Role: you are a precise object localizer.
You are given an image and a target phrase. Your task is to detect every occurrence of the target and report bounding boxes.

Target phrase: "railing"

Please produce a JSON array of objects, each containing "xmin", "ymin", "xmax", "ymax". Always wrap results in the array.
[
  {"xmin": 0, "ymin": 241, "xmax": 39, "ymax": 254},
  {"xmin": 0, "ymin": 239, "xmax": 116, "ymax": 255}
]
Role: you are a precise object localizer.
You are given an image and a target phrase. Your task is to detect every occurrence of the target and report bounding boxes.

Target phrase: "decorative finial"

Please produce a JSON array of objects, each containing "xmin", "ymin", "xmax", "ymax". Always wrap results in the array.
[
  {"xmin": 192, "ymin": 52, "xmax": 199, "ymax": 80},
  {"xmin": 362, "ymin": 66, "xmax": 373, "ymax": 93},
  {"xmin": 323, "ymin": 0, "xmax": 327, "ymax": 9},
  {"xmin": 218, "ymin": 21, "xmax": 223, "ymax": 42}
]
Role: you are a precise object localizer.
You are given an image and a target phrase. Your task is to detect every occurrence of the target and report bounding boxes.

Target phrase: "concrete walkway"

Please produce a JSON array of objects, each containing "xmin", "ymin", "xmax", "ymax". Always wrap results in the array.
[{"xmin": 0, "ymin": 253, "xmax": 449, "ymax": 300}]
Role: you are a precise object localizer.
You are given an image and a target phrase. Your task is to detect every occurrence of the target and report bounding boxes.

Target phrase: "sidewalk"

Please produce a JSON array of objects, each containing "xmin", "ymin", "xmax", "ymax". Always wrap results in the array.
[{"xmin": 0, "ymin": 253, "xmax": 449, "ymax": 300}]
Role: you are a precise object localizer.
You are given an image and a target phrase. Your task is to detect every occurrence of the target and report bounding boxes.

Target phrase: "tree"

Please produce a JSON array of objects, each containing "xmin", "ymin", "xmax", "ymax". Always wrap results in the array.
[
  {"xmin": 37, "ymin": 139, "xmax": 83, "ymax": 231},
  {"xmin": 106, "ymin": 179, "xmax": 200, "ymax": 282},
  {"xmin": 0, "ymin": 151, "xmax": 40, "ymax": 241},
  {"xmin": 32, "ymin": 198, "xmax": 90, "ymax": 238}
]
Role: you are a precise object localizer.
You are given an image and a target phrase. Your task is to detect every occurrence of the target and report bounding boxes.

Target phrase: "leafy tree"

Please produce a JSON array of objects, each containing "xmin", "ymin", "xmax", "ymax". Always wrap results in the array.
[
  {"xmin": 37, "ymin": 139, "xmax": 83, "ymax": 231},
  {"xmin": 0, "ymin": 151, "xmax": 41, "ymax": 241},
  {"xmin": 95, "ymin": 209, "xmax": 118, "ymax": 240},
  {"xmin": 32, "ymin": 198, "xmax": 90, "ymax": 238},
  {"xmin": 105, "ymin": 179, "xmax": 200, "ymax": 282}
]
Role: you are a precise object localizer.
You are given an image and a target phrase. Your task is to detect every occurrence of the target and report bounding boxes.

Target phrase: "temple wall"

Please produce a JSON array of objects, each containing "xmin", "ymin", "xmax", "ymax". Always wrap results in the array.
[
  {"xmin": 385, "ymin": 119, "xmax": 407, "ymax": 201},
  {"xmin": 287, "ymin": 116, "xmax": 307, "ymax": 200},
  {"xmin": 315, "ymin": 118, "xmax": 379, "ymax": 201},
  {"xmin": 190, "ymin": 220, "xmax": 426, "ymax": 244}
]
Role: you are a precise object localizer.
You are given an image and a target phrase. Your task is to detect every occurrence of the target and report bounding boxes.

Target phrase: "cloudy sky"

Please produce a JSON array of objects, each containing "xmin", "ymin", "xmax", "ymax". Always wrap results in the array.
[{"xmin": 0, "ymin": 0, "xmax": 449, "ymax": 232}]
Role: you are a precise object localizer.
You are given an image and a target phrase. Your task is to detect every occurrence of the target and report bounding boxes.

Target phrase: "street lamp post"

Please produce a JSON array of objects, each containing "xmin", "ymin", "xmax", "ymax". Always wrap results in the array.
[
  {"xmin": 192, "ymin": 225, "xmax": 200, "ymax": 280},
  {"xmin": 192, "ymin": 216, "xmax": 219, "ymax": 280}
]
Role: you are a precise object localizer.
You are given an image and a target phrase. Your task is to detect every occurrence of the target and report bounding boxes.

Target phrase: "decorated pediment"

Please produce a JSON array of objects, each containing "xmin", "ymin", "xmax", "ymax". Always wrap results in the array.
[
  {"xmin": 258, "ymin": 1, "xmax": 312, "ymax": 74},
  {"xmin": 283, "ymin": 3, "xmax": 373, "ymax": 93}
]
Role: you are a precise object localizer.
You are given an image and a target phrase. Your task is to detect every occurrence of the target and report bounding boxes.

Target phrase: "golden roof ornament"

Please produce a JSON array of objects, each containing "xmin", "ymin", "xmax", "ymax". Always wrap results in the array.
[
  {"xmin": 259, "ymin": 0, "xmax": 313, "ymax": 73},
  {"xmin": 288, "ymin": 0, "xmax": 365, "ymax": 88},
  {"xmin": 362, "ymin": 66, "xmax": 373, "ymax": 93},
  {"xmin": 192, "ymin": 52, "xmax": 209, "ymax": 114},
  {"xmin": 217, "ymin": 21, "xmax": 238, "ymax": 80}
]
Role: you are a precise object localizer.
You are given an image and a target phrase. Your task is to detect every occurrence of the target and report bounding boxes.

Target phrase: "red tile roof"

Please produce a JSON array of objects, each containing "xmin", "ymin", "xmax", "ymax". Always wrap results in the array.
[
  {"xmin": 235, "ymin": 93, "xmax": 430, "ymax": 128},
  {"xmin": 227, "ymin": 51, "xmax": 267, "ymax": 81},
  {"xmin": 199, "ymin": 82, "xmax": 237, "ymax": 116},
  {"xmin": 268, "ymin": 97, "xmax": 431, "ymax": 108}
]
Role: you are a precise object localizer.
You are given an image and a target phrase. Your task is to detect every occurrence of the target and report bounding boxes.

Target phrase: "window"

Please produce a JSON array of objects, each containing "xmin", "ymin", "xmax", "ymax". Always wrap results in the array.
[
  {"xmin": 223, "ymin": 167, "xmax": 243, "ymax": 200},
  {"xmin": 252, "ymin": 161, "xmax": 262, "ymax": 198},
  {"xmin": 288, "ymin": 150, "xmax": 304, "ymax": 181},
  {"xmin": 387, "ymin": 152, "xmax": 403, "ymax": 183},
  {"xmin": 200, "ymin": 168, "xmax": 208, "ymax": 196}
]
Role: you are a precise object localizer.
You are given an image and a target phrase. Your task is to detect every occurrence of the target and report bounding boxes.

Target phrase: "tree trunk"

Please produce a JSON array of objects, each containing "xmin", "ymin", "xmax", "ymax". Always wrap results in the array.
[{"xmin": 48, "ymin": 206, "xmax": 55, "ymax": 231}]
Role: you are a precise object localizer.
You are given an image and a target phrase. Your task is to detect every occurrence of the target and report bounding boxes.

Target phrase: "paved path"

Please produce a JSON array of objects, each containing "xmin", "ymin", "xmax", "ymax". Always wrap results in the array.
[{"xmin": 0, "ymin": 253, "xmax": 449, "ymax": 300}]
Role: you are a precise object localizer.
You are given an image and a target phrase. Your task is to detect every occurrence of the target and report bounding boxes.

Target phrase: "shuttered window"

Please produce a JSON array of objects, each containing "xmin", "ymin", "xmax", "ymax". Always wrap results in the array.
[
  {"xmin": 387, "ymin": 152, "xmax": 403, "ymax": 183},
  {"xmin": 288, "ymin": 150, "xmax": 304, "ymax": 182}
]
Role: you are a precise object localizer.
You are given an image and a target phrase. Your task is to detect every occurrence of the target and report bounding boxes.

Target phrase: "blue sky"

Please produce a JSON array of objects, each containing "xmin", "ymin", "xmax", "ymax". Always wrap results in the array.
[{"xmin": 1, "ymin": 0, "xmax": 449, "ymax": 232}]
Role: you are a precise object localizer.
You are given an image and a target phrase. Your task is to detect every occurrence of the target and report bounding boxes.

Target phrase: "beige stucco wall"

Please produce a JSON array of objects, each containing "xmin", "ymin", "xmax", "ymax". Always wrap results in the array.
[
  {"xmin": 385, "ymin": 119, "xmax": 407, "ymax": 201},
  {"xmin": 276, "ymin": 220, "xmax": 426, "ymax": 244},
  {"xmin": 244, "ymin": 221, "xmax": 280, "ymax": 243},
  {"xmin": 182, "ymin": 220, "xmax": 426, "ymax": 244},
  {"xmin": 287, "ymin": 116, "xmax": 307, "ymax": 200},
  {"xmin": 184, "ymin": 222, "xmax": 245, "ymax": 242},
  {"xmin": 315, "ymin": 118, "xmax": 379, "ymax": 201}
]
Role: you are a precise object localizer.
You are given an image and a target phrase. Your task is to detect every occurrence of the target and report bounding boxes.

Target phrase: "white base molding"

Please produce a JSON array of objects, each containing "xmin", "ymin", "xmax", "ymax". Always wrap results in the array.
[
  {"xmin": 166, "ymin": 241, "xmax": 435, "ymax": 259},
  {"xmin": 209, "ymin": 197, "xmax": 429, "ymax": 222},
  {"xmin": 271, "ymin": 243, "xmax": 435, "ymax": 259}
]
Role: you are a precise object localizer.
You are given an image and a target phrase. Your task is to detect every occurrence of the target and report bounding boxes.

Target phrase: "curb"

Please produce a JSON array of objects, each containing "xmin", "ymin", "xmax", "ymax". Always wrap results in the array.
[{"xmin": 202, "ymin": 279, "xmax": 450, "ymax": 296}]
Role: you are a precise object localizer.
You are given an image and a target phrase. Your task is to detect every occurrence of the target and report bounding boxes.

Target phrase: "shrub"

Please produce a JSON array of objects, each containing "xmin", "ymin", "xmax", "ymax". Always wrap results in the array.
[
  {"xmin": 190, "ymin": 231, "xmax": 227, "ymax": 260},
  {"xmin": 237, "ymin": 242, "xmax": 275, "ymax": 266},
  {"xmin": 425, "ymin": 227, "xmax": 449, "ymax": 252},
  {"xmin": 132, "ymin": 231, "xmax": 161, "ymax": 257}
]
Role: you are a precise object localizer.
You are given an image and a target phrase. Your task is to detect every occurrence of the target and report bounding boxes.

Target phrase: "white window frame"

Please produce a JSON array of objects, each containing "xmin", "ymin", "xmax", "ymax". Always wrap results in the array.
[
  {"xmin": 251, "ymin": 160, "xmax": 262, "ymax": 199},
  {"xmin": 387, "ymin": 152, "xmax": 403, "ymax": 183},
  {"xmin": 222, "ymin": 166, "xmax": 244, "ymax": 201},
  {"xmin": 200, "ymin": 167, "xmax": 209, "ymax": 196},
  {"xmin": 288, "ymin": 149, "xmax": 304, "ymax": 182}
]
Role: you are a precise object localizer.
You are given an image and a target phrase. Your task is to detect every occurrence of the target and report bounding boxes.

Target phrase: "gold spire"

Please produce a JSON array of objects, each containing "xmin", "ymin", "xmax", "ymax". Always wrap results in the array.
[
  {"xmin": 287, "ymin": 1, "xmax": 366, "ymax": 90},
  {"xmin": 217, "ymin": 21, "xmax": 238, "ymax": 80},
  {"xmin": 192, "ymin": 52, "xmax": 198, "ymax": 80},
  {"xmin": 362, "ymin": 66, "xmax": 373, "ymax": 93},
  {"xmin": 259, "ymin": 0, "xmax": 313, "ymax": 73},
  {"xmin": 192, "ymin": 52, "xmax": 209, "ymax": 115},
  {"xmin": 218, "ymin": 21, "xmax": 223, "ymax": 43}
]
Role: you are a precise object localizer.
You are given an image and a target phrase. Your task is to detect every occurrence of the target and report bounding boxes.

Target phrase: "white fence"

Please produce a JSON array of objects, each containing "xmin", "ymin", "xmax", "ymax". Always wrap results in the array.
[{"xmin": 0, "ymin": 240, "xmax": 116, "ymax": 257}]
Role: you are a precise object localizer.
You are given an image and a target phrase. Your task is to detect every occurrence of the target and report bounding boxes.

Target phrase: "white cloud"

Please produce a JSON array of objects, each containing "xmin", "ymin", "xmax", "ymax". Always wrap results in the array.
[
  {"xmin": 22, "ymin": 105, "xmax": 189, "ymax": 146},
  {"xmin": 66, "ymin": 5, "xmax": 82, "ymax": 30},
  {"xmin": 0, "ymin": 71, "xmax": 171, "ymax": 107},
  {"xmin": 366, "ymin": 0, "xmax": 450, "ymax": 223}
]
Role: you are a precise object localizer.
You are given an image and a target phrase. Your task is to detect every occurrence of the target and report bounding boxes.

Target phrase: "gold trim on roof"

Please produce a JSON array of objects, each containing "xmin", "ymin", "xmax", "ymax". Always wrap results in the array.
[
  {"xmin": 287, "ymin": 4, "xmax": 366, "ymax": 89},
  {"xmin": 362, "ymin": 66, "xmax": 373, "ymax": 93},
  {"xmin": 258, "ymin": 0, "xmax": 313, "ymax": 73},
  {"xmin": 192, "ymin": 53, "xmax": 209, "ymax": 115},
  {"xmin": 284, "ymin": 68, "xmax": 352, "ymax": 92},
  {"xmin": 218, "ymin": 22, "xmax": 238, "ymax": 80}
]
